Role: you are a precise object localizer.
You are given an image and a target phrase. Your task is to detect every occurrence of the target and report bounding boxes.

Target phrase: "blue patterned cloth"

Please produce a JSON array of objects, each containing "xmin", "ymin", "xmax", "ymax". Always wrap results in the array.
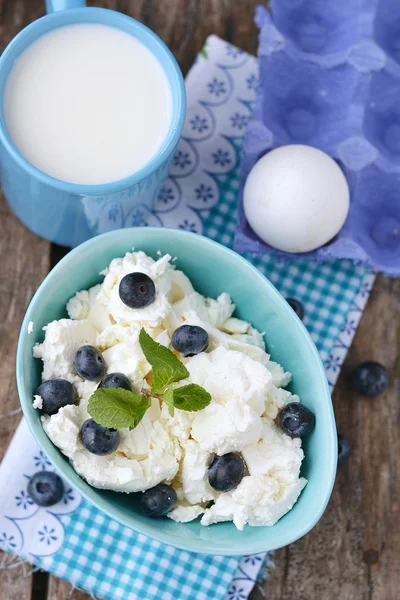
[
  {"xmin": 235, "ymin": 0, "xmax": 400, "ymax": 276},
  {"xmin": 0, "ymin": 36, "xmax": 374, "ymax": 600}
]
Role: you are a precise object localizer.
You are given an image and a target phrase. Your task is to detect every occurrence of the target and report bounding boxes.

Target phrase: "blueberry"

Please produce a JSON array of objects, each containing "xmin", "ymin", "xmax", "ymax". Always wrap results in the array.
[
  {"xmin": 36, "ymin": 379, "xmax": 76, "ymax": 415},
  {"xmin": 119, "ymin": 272, "xmax": 156, "ymax": 309},
  {"xmin": 80, "ymin": 419, "xmax": 120, "ymax": 455},
  {"xmin": 338, "ymin": 434, "xmax": 352, "ymax": 466},
  {"xmin": 27, "ymin": 471, "xmax": 64, "ymax": 507},
  {"xmin": 171, "ymin": 325, "xmax": 209, "ymax": 357},
  {"xmin": 352, "ymin": 362, "xmax": 389, "ymax": 397},
  {"xmin": 99, "ymin": 372, "xmax": 131, "ymax": 391},
  {"xmin": 74, "ymin": 345, "xmax": 107, "ymax": 381},
  {"xmin": 208, "ymin": 453, "xmax": 245, "ymax": 492},
  {"xmin": 286, "ymin": 298, "xmax": 304, "ymax": 321},
  {"xmin": 279, "ymin": 402, "xmax": 315, "ymax": 438},
  {"xmin": 141, "ymin": 483, "xmax": 177, "ymax": 517}
]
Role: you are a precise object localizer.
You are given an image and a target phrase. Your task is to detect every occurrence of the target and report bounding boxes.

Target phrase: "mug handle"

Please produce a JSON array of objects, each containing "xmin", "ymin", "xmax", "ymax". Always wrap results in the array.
[{"xmin": 46, "ymin": 0, "xmax": 86, "ymax": 13}]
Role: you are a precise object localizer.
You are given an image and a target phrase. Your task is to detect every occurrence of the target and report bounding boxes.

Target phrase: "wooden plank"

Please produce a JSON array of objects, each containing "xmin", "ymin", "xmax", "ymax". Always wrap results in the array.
[
  {"xmin": 47, "ymin": 577, "xmax": 90, "ymax": 600},
  {"xmin": 0, "ymin": 192, "xmax": 50, "ymax": 591},
  {"xmin": 0, "ymin": 559, "xmax": 32, "ymax": 600},
  {"xmin": 0, "ymin": 0, "xmax": 44, "ymax": 53},
  {"xmin": 252, "ymin": 274, "xmax": 400, "ymax": 600},
  {"xmin": 31, "ymin": 568, "xmax": 50, "ymax": 600},
  {"xmin": 0, "ymin": 196, "xmax": 50, "ymax": 458},
  {"xmin": 0, "ymin": 186, "xmax": 50, "ymax": 600},
  {"xmin": 87, "ymin": 0, "xmax": 260, "ymax": 74}
]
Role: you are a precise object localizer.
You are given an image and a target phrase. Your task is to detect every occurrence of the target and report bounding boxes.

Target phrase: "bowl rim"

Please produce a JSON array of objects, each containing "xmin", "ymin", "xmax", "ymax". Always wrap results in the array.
[{"xmin": 17, "ymin": 227, "xmax": 337, "ymax": 555}]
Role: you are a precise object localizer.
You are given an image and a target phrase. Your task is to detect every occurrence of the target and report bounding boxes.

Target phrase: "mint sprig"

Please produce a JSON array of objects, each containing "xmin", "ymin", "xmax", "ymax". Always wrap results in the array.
[
  {"xmin": 88, "ymin": 388, "xmax": 150, "ymax": 430},
  {"xmin": 87, "ymin": 327, "xmax": 211, "ymax": 430},
  {"xmin": 161, "ymin": 388, "xmax": 175, "ymax": 417},
  {"xmin": 139, "ymin": 328, "xmax": 189, "ymax": 392},
  {"xmin": 169, "ymin": 384, "xmax": 211, "ymax": 412}
]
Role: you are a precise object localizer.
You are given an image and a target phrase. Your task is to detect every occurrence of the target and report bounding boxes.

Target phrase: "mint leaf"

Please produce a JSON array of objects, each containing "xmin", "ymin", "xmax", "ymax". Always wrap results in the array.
[
  {"xmin": 161, "ymin": 388, "xmax": 175, "ymax": 417},
  {"xmin": 139, "ymin": 328, "xmax": 189, "ymax": 392},
  {"xmin": 171, "ymin": 384, "xmax": 211, "ymax": 412},
  {"xmin": 88, "ymin": 388, "xmax": 150, "ymax": 430}
]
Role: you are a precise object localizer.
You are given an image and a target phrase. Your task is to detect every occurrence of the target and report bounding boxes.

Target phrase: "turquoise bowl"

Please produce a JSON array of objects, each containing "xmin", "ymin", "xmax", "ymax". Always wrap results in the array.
[{"xmin": 17, "ymin": 227, "xmax": 337, "ymax": 556}]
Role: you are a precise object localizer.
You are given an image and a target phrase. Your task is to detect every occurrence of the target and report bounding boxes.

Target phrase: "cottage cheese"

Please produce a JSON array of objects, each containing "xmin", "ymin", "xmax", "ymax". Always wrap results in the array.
[
  {"xmin": 178, "ymin": 440, "xmax": 216, "ymax": 504},
  {"xmin": 187, "ymin": 347, "xmax": 271, "ymax": 454},
  {"xmin": 200, "ymin": 421, "xmax": 306, "ymax": 529},
  {"xmin": 97, "ymin": 251, "xmax": 172, "ymax": 328},
  {"xmin": 33, "ymin": 250, "xmax": 307, "ymax": 529},
  {"xmin": 33, "ymin": 395, "xmax": 43, "ymax": 409},
  {"xmin": 42, "ymin": 398, "xmax": 178, "ymax": 492}
]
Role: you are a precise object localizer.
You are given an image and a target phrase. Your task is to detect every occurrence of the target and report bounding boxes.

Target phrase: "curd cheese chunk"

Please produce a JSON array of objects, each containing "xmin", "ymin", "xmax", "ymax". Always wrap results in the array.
[
  {"xmin": 187, "ymin": 347, "xmax": 272, "ymax": 453},
  {"xmin": 160, "ymin": 403, "xmax": 195, "ymax": 443},
  {"xmin": 179, "ymin": 440, "xmax": 216, "ymax": 504},
  {"xmin": 33, "ymin": 318, "xmax": 97, "ymax": 382},
  {"xmin": 33, "ymin": 395, "xmax": 43, "ymax": 410},
  {"xmin": 168, "ymin": 503, "xmax": 205, "ymax": 523},
  {"xmin": 95, "ymin": 323, "xmax": 151, "ymax": 388},
  {"xmin": 242, "ymin": 422, "xmax": 304, "ymax": 481},
  {"xmin": 200, "ymin": 422, "xmax": 306, "ymax": 529},
  {"xmin": 172, "ymin": 291, "xmax": 235, "ymax": 330},
  {"xmin": 34, "ymin": 249, "xmax": 309, "ymax": 529},
  {"xmin": 186, "ymin": 346, "xmax": 272, "ymax": 411},
  {"xmin": 168, "ymin": 269, "xmax": 194, "ymax": 303},
  {"xmin": 231, "ymin": 326, "xmax": 266, "ymax": 350},
  {"xmin": 221, "ymin": 317, "xmax": 250, "ymax": 335},
  {"xmin": 201, "ymin": 475, "xmax": 307, "ymax": 529},
  {"xmin": 97, "ymin": 251, "xmax": 172, "ymax": 327},
  {"xmin": 171, "ymin": 309, "xmax": 272, "ymax": 365},
  {"xmin": 264, "ymin": 387, "xmax": 299, "ymax": 421},
  {"xmin": 43, "ymin": 400, "xmax": 179, "ymax": 493},
  {"xmin": 67, "ymin": 284, "xmax": 111, "ymax": 332},
  {"xmin": 191, "ymin": 399, "xmax": 263, "ymax": 455}
]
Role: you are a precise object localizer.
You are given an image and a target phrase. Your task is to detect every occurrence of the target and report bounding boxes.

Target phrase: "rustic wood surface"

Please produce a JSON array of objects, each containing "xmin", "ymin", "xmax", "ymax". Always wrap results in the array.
[{"xmin": 0, "ymin": 1, "xmax": 399, "ymax": 599}]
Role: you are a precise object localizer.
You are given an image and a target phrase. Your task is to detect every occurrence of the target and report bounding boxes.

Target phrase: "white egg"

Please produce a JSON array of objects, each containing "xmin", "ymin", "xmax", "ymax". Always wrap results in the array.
[{"xmin": 243, "ymin": 144, "xmax": 350, "ymax": 253}]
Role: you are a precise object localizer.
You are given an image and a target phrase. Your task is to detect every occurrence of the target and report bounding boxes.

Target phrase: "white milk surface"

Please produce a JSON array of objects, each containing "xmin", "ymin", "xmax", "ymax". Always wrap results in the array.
[{"xmin": 4, "ymin": 23, "xmax": 173, "ymax": 185}]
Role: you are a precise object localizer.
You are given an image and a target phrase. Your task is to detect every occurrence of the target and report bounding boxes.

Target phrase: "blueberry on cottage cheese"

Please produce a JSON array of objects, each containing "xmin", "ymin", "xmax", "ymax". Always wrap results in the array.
[
  {"xmin": 74, "ymin": 345, "xmax": 107, "ymax": 381},
  {"xmin": 36, "ymin": 379, "xmax": 76, "ymax": 415},
  {"xmin": 352, "ymin": 362, "xmax": 389, "ymax": 397},
  {"xmin": 141, "ymin": 483, "xmax": 177, "ymax": 517},
  {"xmin": 208, "ymin": 453, "xmax": 245, "ymax": 492},
  {"xmin": 337, "ymin": 434, "xmax": 352, "ymax": 466},
  {"xmin": 279, "ymin": 402, "xmax": 315, "ymax": 438},
  {"xmin": 119, "ymin": 272, "xmax": 156, "ymax": 309},
  {"xmin": 171, "ymin": 324, "xmax": 209, "ymax": 357},
  {"xmin": 99, "ymin": 372, "xmax": 131, "ymax": 391},
  {"xmin": 27, "ymin": 471, "xmax": 64, "ymax": 507},
  {"xmin": 80, "ymin": 419, "xmax": 120, "ymax": 455}
]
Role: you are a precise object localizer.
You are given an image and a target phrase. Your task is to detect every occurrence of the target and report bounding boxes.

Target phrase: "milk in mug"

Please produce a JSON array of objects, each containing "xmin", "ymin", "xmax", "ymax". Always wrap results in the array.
[{"xmin": 4, "ymin": 23, "xmax": 173, "ymax": 185}]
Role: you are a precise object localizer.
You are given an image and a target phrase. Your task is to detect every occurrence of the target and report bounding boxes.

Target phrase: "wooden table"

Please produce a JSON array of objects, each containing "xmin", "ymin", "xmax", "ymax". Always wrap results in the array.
[{"xmin": 0, "ymin": 1, "xmax": 399, "ymax": 599}]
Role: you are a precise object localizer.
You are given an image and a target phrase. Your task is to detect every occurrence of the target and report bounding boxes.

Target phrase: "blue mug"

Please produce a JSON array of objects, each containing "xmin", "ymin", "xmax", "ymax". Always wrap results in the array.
[{"xmin": 0, "ymin": 0, "xmax": 186, "ymax": 246}]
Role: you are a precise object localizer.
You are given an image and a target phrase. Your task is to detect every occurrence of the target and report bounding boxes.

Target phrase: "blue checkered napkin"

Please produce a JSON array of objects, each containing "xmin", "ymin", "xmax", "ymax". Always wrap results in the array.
[
  {"xmin": 54, "ymin": 511, "xmax": 237, "ymax": 600},
  {"xmin": 0, "ymin": 35, "xmax": 374, "ymax": 600},
  {"xmin": 0, "ymin": 421, "xmax": 240, "ymax": 600}
]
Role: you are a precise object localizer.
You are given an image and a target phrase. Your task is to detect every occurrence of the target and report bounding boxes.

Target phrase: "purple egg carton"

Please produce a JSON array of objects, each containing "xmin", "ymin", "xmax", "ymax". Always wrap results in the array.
[{"xmin": 235, "ymin": 0, "xmax": 400, "ymax": 276}]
